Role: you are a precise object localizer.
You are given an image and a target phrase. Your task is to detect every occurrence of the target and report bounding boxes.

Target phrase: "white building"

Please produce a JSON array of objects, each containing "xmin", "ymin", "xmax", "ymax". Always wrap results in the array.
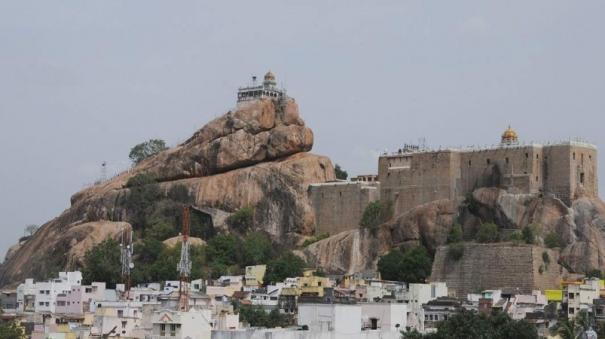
[
  {"xmin": 567, "ymin": 279, "xmax": 601, "ymax": 319},
  {"xmin": 298, "ymin": 303, "xmax": 361, "ymax": 334},
  {"xmin": 361, "ymin": 303, "xmax": 407, "ymax": 331},
  {"xmin": 89, "ymin": 300, "xmax": 144, "ymax": 338},
  {"xmin": 32, "ymin": 271, "xmax": 83, "ymax": 314},
  {"xmin": 151, "ymin": 309, "xmax": 212, "ymax": 339}
]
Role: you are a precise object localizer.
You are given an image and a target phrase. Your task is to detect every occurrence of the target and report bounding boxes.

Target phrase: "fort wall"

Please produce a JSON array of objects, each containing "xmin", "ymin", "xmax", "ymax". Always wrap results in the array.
[
  {"xmin": 308, "ymin": 182, "xmax": 379, "ymax": 236},
  {"xmin": 378, "ymin": 142, "xmax": 597, "ymax": 214},
  {"xmin": 430, "ymin": 243, "xmax": 562, "ymax": 297}
]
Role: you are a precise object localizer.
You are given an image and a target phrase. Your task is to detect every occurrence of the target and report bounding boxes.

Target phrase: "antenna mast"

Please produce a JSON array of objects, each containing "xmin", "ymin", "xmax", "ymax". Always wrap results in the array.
[
  {"xmin": 177, "ymin": 206, "xmax": 191, "ymax": 311},
  {"xmin": 120, "ymin": 228, "xmax": 134, "ymax": 300}
]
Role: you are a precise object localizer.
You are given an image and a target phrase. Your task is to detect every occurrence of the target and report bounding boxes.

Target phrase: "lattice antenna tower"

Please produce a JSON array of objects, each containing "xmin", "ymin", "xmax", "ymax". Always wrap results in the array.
[
  {"xmin": 120, "ymin": 228, "xmax": 134, "ymax": 299},
  {"xmin": 101, "ymin": 161, "xmax": 108, "ymax": 182},
  {"xmin": 177, "ymin": 206, "xmax": 191, "ymax": 311}
]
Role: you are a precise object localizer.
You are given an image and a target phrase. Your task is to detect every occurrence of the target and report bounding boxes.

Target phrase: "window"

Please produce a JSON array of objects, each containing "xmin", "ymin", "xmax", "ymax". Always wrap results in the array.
[
  {"xmin": 569, "ymin": 293, "xmax": 575, "ymax": 299},
  {"xmin": 536, "ymin": 154, "xmax": 539, "ymax": 159},
  {"xmin": 525, "ymin": 153, "xmax": 529, "ymax": 159},
  {"xmin": 118, "ymin": 310, "xmax": 124, "ymax": 318},
  {"xmin": 468, "ymin": 160, "xmax": 472, "ymax": 167},
  {"xmin": 160, "ymin": 324, "xmax": 166, "ymax": 336},
  {"xmin": 573, "ymin": 153, "xmax": 576, "ymax": 160},
  {"xmin": 170, "ymin": 324, "xmax": 177, "ymax": 336},
  {"xmin": 580, "ymin": 173, "xmax": 585, "ymax": 184},
  {"xmin": 505, "ymin": 157, "xmax": 509, "ymax": 164},
  {"xmin": 487, "ymin": 159, "xmax": 491, "ymax": 165},
  {"xmin": 121, "ymin": 321, "xmax": 127, "ymax": 329}
]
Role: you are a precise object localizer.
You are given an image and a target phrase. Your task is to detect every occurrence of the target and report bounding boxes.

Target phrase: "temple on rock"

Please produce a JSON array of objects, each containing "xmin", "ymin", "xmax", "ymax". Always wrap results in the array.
[{"xmin": 237, "ymin": 71, "xmax": 285, "ymax": 103}]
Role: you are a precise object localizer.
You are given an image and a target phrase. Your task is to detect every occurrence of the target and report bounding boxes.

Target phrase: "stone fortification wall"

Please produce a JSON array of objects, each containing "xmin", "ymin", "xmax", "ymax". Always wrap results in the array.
[
  {"xmin": 544, "ymin": 143, "xmax": 598, "ymax": 204},
  {"xmin": 430, "ymin": 243, "xmax": 562, "ymax": 297},
  {"xmin": 378, "ymin": 151, "xmax": 459, "ymax": 216},
  {"xmin": 309, "ymin": 181, "xmax": 379, "ymax": 236},
  {"xmin": 378, "ymin": 142, "xmax": 597, "ymax": 215},
  {"xmin": 459, "ymin": 145, "xmax": 543, "ymax": 195}
]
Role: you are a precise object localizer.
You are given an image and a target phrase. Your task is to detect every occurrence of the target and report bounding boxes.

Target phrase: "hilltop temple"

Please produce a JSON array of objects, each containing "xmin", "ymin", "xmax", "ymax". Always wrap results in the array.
[{"xmin": 237, "ymin": 71, "xmax": 285, "ymax": 103}]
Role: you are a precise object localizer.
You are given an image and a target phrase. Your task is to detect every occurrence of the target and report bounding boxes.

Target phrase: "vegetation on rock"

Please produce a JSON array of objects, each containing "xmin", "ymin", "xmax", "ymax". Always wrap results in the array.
[
  {"xmin": 476, "ymin": 223, "xmax": 500, "ymax": 243},
  {"xmin": 447, "ymin": 243, "xmax": 465, "ymax": 261},
  {"xmin": 226, "ymin": 206, "xmax": 255, "ymax": 233},
  {"xmin": 129, "ymin": 139, "xmax": 168, "ymax": 165},
  {"xmin": 360, "ymin": 201, "xmax": 392, "ymax": 236},
  {"xmin": 334, "ymin": 164, "xmax": 348, "ymax": 180},
  {"xmin": 447, "ymin": 224, "xmax": 463, "ymax": 244},
  {"xmin": 544, "ymin": 231, "xmax": 564, "ymax": 248}
]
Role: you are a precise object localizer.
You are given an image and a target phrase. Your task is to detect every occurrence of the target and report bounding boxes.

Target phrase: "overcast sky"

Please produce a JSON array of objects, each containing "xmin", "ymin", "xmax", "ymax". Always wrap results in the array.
[{"xmin": 1, "ymin": 1, "xmax": 604, "ymax": 256}]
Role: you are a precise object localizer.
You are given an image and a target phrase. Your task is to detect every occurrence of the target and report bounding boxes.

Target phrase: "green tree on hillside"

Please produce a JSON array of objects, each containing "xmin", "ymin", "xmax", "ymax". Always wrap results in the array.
[
  {"xmin": 129, "ymin": 139, "xmax": 168, "ymax": 165},
  {"xmin": 334, "ymin": 164, "xmax": 348, "ymax": 180},
  {"xmin": 476, "ymin": 223, "xmax": 499, "ymax": 243},
  {"xmin": 360, "ymin": 201, "xmax": 392, "ymax": 236},
  {"xmin": 81, "ymin": 239, "xmax": 121, "ymax": 287},
  {"xmin": 264, "ymin": 252, "xmax": 306, "ymax": 284},
  {"xmin": 226, "ymin": 207, "xmax": 255, "ymax": 233},
  {"xmin": 377, "ymin": 246, "xmax": 432, "ymax": 283}
]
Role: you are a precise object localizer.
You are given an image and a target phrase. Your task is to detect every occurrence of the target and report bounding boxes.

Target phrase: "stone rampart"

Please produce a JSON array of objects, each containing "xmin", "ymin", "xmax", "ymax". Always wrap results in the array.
[{"xmin": 430, "ymin": 243, "xmax": 563, "ymax": 297}]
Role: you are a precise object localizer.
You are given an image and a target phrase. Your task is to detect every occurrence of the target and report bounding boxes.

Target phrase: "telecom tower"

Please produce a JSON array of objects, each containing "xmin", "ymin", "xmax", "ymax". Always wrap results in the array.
[
  {"xmin": 120, "ymin": 228, "xmax": 134, "ymax": 299},
  {"xmin": 177, "ymin": 206, "xmax": 191, "ymax": 311}
]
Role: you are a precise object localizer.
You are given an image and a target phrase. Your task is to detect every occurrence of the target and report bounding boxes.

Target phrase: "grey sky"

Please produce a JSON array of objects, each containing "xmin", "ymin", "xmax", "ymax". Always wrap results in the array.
[{"xmin": 1, "ymin": 1, "xmax": 604, "ymax": 256}]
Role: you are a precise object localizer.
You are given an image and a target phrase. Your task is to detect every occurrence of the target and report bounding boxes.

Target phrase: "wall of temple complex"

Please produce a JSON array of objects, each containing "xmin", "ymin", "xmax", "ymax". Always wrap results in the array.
[
  {"xmin": 378, "ymin": 141, "xmax": 597, "ymax": 214},
  {"xmin": 308, "ymin": 181, "xmax": 379, "ymax": 236}
]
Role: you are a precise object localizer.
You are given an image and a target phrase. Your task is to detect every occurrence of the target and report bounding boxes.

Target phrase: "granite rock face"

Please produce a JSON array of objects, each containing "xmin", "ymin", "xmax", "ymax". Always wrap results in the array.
[
  {"xmin": 0, "ymin": 99, "xmax": 334, "ymax": 287},
  {"xmin": 299, "ymin": 199, "xmax": 457, "ymax": 274},
  {"xmin": 467, "ymin": 187, "xmax": 605, "ymax": 273}
]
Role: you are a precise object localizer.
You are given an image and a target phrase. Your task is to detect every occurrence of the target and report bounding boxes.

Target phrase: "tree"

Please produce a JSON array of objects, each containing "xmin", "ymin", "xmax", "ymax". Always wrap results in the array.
[
  {"xmin": 124, "ymin": 173, "xmax": 162, "ymax": 230},
  {"xmin": 242, "ymin": 232, "xmax": 274, "ymax": 266},
  {"xmin": 405, "ymin": 310, "xmax": 538, "ymax": 339},
  {"xmin": 360, "ymin": 201, "xmax": 392, "ymax": 235},
  {"xmin": 377, "ymin": 246, "xmax": 432, "ymax": 283},
  {"xmin": 544, "ymin": 231, "xmax": 564, "ymax": 248},
  {"xmin": 129, "ymin": 139, "xmax": 168, "ymax": 165},
  {"xmin": 265, "ymin": 252, "xmax": 306, "ymax": 284},
  {"xmin": 0, "ymin": 321, "xmax": 26, "ymax": 339},
  {"xmin": 476, "ymin": 223, "xmax": 499, "ymax": 243},
  {"xmin": 81, "ymin": 239, "xmax": 122, "ymax": 287},
  {"xmin": 447, "ymin": 243, "xmax": 465, "ymax": 261},
  {"xmin": 238, "ymin": 305, "xmax": 290, "ymax": 328},
  {"xmin": 226, "ymin": 207, "xmax": 255, "ymax": 233},
  {"xmin": 334, "ymin": 164, "xmax": 348, "ymax": 180},
  {"xmin": 521, "ymin": 224, "xmax": 540, "ymax": 245},
  {"xmin": 24, "ymin": 224, "xmax": 39, "ymax": 237},
  {"xmin": 447, "ymin": 224, "xmax": 463, "ymax": 243}
]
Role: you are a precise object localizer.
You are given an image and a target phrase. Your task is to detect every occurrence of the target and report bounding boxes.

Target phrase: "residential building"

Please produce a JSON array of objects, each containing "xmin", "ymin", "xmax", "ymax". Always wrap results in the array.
[{"xmin": 151, "ymin": 309, "xmax": 211, "ymax": 339}]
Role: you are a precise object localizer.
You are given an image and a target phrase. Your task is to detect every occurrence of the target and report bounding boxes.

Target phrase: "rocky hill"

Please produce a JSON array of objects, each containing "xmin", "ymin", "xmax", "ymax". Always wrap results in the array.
[
  {"xmin": 300, "ymin": 187, "xmax": 605, "ymax": 290},
  {"xmin": 0, "ymin": 98, "xmax": 334, "ymax": 287}
]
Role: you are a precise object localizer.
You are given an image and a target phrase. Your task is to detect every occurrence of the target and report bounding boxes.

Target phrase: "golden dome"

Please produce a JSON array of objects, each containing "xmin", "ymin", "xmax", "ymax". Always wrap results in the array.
[
  {"xmin": 501, "ymin": 126, "xmax": 519, "ymax": 145},
  {"xmin": 264, "ymin": 71, "xmax": 275, "ymax": 81}
]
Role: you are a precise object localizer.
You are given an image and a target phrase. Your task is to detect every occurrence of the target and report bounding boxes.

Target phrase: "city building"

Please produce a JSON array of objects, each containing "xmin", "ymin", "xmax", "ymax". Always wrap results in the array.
[{"xmin": 151, "ymin": 309, "xmax": 212, "ymax": 339}]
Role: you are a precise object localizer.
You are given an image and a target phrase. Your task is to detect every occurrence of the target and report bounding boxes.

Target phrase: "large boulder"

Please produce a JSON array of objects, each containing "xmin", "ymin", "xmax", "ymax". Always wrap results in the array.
[{"xmin": 0, "ymin": 98, "xmax": 334, "ymax": 287}]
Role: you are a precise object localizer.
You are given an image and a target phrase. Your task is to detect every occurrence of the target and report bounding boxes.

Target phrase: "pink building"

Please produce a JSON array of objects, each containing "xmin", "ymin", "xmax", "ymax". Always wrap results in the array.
[{"xmin": 56, "ymin": 282, "xmax": 106, "ymax": 315}]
